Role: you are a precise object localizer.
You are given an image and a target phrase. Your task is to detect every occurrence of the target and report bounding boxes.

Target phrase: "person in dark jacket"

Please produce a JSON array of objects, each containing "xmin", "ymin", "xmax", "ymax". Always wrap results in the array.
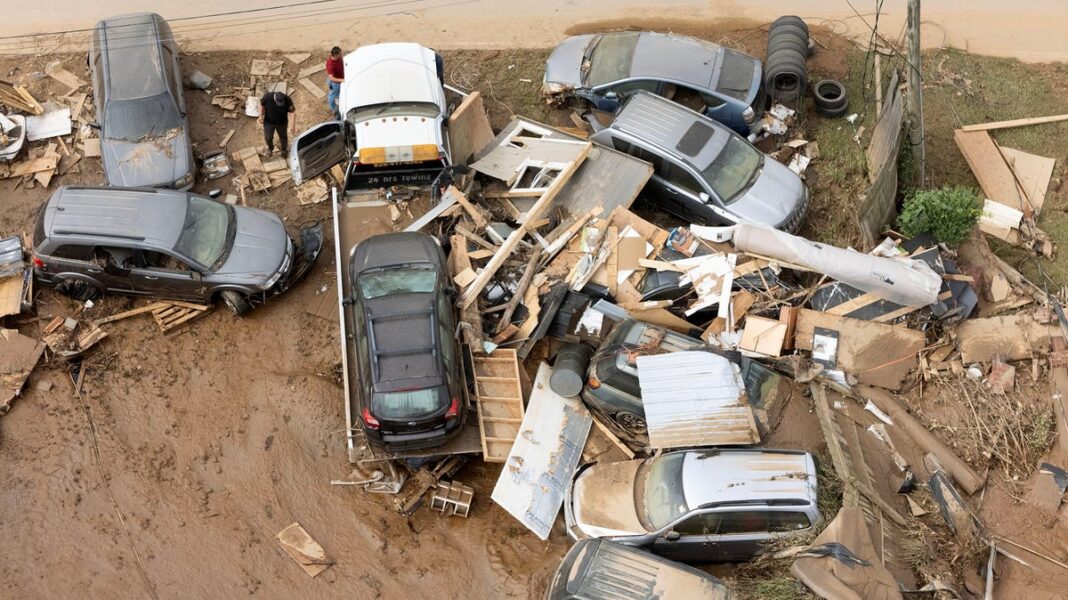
[{"xmin": 258, "ymin": 91, "xmax": 295, "ymax": 157}]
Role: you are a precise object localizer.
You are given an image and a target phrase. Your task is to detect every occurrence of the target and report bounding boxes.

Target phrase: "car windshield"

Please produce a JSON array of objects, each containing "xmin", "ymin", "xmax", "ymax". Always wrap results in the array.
[
  {"xmin": 587, "ymin": 32, "xmax": 640, "ymax": 87},
  {"xmin": 349, "ymin": 101, "xmax": 441, "ymax": 122},
  {"xmin": 373, "ymin": 388, "xmax": 442, "ymax": 419},
  {"xmin": 715, "ymin": 50, "xmax": 756, "ymax": 101},
  {"xmin": 701, "ymin": 136, "xmax": 762, "ymax": 202},
  {"xmin": 104, "ymin": 93, "xmax": 182, "ymax": 141},
  {"xmin": 359, "ymin": 267, "xmax": 437, "ymax": 300},
  {"xmin": 174, "ymin": 196, "xmax": 231, "ymax": 269},
  {"xmin": 639, "ymin": 453, "xmax": 689, "ymax": 530}
]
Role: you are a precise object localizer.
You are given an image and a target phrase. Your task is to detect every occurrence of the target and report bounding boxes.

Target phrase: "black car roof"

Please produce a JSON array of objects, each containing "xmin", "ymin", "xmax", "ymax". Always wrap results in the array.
[{"xmin": 364, "ymin": 293, "xmax": 444, "ymax": 392}]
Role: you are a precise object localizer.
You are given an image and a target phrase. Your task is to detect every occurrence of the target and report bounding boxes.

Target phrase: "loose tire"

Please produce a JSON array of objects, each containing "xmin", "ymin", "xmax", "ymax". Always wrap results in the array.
[
  {"xmin": 772, "ymin": 15, "xmax": 809, "ymax": 34},
  {"xmin": 813, "ymin": 79, "xmax": 848, "ymax": 117},
  {"xmin": 220, "ymin": 290, "xmax": 252, "ymax": 316}
]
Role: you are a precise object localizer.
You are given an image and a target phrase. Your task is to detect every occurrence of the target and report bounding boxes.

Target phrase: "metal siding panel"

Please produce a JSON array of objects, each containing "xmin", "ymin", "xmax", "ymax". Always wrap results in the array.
[
  {"xmin": 491, "ymin": 362, "xmax": 593, "ymax": 540},
  {"xmin": 636, "ymin": 351, "xmax": 758, "ymax": 449}
]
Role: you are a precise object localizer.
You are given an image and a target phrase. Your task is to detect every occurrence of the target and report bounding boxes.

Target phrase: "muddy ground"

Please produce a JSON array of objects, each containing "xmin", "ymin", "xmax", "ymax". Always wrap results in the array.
[{"xmin": 2, "ymin": 19, "xmax": 1068, "ymax": 600}]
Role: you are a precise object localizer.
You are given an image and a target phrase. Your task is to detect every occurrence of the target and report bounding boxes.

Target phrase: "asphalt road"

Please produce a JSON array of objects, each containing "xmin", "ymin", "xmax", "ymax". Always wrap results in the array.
[{"xmin": 2, "ymin": 0, "xmax": 1066, "ymax": 60}]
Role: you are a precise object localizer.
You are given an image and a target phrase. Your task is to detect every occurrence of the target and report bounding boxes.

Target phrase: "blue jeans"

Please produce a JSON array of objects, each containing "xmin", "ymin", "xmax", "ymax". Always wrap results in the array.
[{"xmin": 327, "ymin": 80, "xmax": 341, "ymax": 117}]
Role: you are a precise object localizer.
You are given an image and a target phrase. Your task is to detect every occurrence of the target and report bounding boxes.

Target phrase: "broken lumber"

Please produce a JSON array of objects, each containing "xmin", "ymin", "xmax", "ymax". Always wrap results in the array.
[
  {"xmin": 494, "ymin": 249, "xmax": 541, "ymax": 335},
  {"xmin": 276, "ymin": 522, "xmax": 333, "ymax": 577},
  {"xmin": 794, "ymin": 309, "xmax": 924, "ymax": 390},
  {"xmin": 961, "ymin": 113, "xmax": 1068, "ymax": 132},
  {"xmin": 0, "ymin": 79, "xmax": 43, "ymax": 115},
  {"xmin": 859, "ymin": 386, "xmax": 986, "ymax": 495},
  {"xmin": 461, "ymin": 143, "xmax": 590, "ymax": 308}
]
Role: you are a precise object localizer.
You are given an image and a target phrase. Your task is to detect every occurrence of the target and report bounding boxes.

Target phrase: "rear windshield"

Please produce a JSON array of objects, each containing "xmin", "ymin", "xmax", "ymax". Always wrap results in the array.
[
  {"xmin": 701, "ymin": 136, "xmax": 762, "ymax": 202},
  {"xmin": 373, "ymin": 388, "xmax": 441, "ymax": 419},
  {"xmin": 349, "ymin": 101, "xmax": 440, "ymax": 122},
  {"xmin": 105, "ymin": 93, "xmax": 182, "ymax": 141},
  {"xmin": 174, "ymin": 196, "xmax": 231, "ymax": 269},
  {"xmin": 715, "ymin": 50, "xmax": 755, "ymax": 101},
  {"xmin": 587, "ymin": 32, "xmax": 640, "ymax": 87},
  {"xmin": 358, "ymin": 268, "xmax": 436, "ymax": 300}
]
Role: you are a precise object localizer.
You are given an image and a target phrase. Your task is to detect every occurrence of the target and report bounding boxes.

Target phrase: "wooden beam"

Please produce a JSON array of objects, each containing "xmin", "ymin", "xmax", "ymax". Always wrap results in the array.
[
  {"xmin": 446, "ymin": 185, "xmax": 488, "ymax": 229},
  {"xmin": 461, "ymin": 143, "xmax": 590, "ymax": 308},
  {"xmin": 493, "ymin": 249, "xmax": 541, "ymax": 335},
  {"xmin": 961, "ymin": 113, "xmax": 1068, "ymax": 132},
  {"xmin": 92, "ymin": 302, "xmax": 171, "ymax": 326}
]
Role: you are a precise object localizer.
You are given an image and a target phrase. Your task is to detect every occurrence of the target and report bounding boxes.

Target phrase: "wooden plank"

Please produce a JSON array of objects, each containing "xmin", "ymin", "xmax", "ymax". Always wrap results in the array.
[
  {"xmin": 1000, "ymin": 146, "xmax": 1054, "ymax": 215},
  {"xmin": 445, "ymin": 186, "xmax": 488, "ymax": 229},
  {"xmin": 5, "ymin": 154, "xmax": 59, "ymax": 178},
  {"xmin": 954, "ymin": 129, "xmax": 1025, "ymax": 211},
  {"xmin": 447, "ymin": 91, "xmax": 495, "ymax": 166},
  {"xmin": 219, "ymin": 129, "xmax": 236, "ymax": 148},
  {"xmin": 961, "ymin": 113, "xmax": 1068, "ymax": 132},
  {"xmin": 44, "ymin": 61, "xmax": 86, "ymax": 90},
  {"xmin": 0, "ymin": 79, "xmax": 44, "ymax": 114},
  {"xmin": 794, "ymin": 309, "xmax": 923, "ymax": 390},
  {"xmin": 92, "ymin": 302, "xmax": 170, "ymax": 326},
  {"xmin": 298, "ymin": 78, "xmax": 327, "ymax": 99},
  {"xmin": 462, "ymin": 143, "xmax": 590, "ymax": 308},
  {"xmin": 298, "ymin": 63, "xmax": 325, "ymax": 79}
]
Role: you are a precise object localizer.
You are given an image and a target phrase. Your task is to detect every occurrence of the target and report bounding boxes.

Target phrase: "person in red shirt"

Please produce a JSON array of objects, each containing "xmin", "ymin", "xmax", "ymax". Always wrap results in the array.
[{"xmin": 326, "ymin": 46, "xmax": 344, "ymax": 120}]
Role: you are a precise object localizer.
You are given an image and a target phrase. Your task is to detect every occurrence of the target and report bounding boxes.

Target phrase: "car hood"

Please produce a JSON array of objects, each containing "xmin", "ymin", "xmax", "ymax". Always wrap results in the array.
[
  {"xmin": 543, "ymin": 34, "xmax": 596, "ymax": 93},
  {"xmin": 353, "ymin": 115, "xmax": 444, "ymax": 155},
  {"xmin": 101, "ymin": 127, "xmax": 191, "ymax": 188},
  {"xmin": 571, "ymin": 460, "xmax": 649, "ymax": 538},
  {"xmin": 215, "ymin": 206, "xmax": 288, "ymax": 278},
  {"xmin": 729, "ymin": 158, "xmax": 805, "ymax": 228}
]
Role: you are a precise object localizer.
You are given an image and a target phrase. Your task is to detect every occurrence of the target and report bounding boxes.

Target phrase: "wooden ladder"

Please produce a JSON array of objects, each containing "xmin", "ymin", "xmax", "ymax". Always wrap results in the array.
[{"xmin": 472, "ymin": 349, "xmax": 525, "ymax": 463}]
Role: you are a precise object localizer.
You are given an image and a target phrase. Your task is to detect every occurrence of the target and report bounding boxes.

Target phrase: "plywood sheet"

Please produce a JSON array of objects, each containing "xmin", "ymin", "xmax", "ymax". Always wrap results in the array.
[
  {"xmin": 953, "ymin": 129, "xmax": 1024, "ymax": 211},
  {"xmin": 956, "ymin": 314, "xmax": 1050, "ymax": 363},
  {"xmin": 447, "ymin": 91, "xmax": 495, "ymax": 166},
  {"xmin": 1001, "ymin": 146, "xmax": 1054, "ymax": 215},
  {"xmin": 794, "ymin": 309, "xmax": 923, "ymax": 390}
]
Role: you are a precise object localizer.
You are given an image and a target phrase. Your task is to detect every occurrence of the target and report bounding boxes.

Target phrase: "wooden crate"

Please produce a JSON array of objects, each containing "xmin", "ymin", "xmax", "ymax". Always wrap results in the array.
[
  {"xmin": 152, "ymin": 301, "xmax": 211, "ymax": 332},
  {"xmin": 472, "ymin": 349, "xmax": 525, "ymax": 463}
]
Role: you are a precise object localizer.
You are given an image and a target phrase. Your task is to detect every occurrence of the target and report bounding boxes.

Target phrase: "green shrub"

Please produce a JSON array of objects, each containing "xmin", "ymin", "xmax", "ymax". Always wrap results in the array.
[{"xmin": 896, "ymin": 186, "xmax": 982, "ymax": 246}]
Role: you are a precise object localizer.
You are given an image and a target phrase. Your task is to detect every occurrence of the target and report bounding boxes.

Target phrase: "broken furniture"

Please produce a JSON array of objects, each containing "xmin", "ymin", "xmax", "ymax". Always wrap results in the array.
[{"xmin": 472, "ymin": 349, "xmax": 526, "ymax": 463}]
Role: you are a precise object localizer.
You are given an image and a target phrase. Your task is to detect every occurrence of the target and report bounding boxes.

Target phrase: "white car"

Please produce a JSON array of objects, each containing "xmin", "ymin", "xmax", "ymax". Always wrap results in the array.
[{"xmin": 290, "ymin": 43, "xmax": 451, "ymax": 190}]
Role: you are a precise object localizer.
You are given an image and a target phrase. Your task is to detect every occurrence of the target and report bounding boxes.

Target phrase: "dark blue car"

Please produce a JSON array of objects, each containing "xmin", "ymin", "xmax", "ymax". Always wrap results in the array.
[{"xmin": 542, "ymin": 31, "xmax": 767, "ymax": 136}]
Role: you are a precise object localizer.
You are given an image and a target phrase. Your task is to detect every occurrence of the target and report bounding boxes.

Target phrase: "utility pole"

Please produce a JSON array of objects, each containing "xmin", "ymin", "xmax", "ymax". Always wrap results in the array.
[{"xmin": 907, "ymin": 0, "xmax": 925, "ymax": 186}]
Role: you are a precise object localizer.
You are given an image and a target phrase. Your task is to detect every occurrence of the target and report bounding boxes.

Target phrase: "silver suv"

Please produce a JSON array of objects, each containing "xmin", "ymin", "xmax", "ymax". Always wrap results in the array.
[
  {"xmin": 590, "ymin": 91, "xmax": 808, "ymax": 232},
  {"xmin": 31, "ymin": 186, "xmax": 323, "ymax": 315},
  {"xmin": 564, "ymin": 448, "xmax": 821, "ymax": 563}
]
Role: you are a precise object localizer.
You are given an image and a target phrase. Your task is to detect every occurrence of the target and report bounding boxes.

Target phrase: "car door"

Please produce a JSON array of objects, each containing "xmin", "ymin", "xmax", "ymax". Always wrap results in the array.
[
  {"xmin": 91, "ymin": 245, "xmax": 138, "ymax": 293},
  {"xmin": 289, "ymin": 121, "xmax": 349, "ymax": 186},
  {"xmin": 704, "ymin": 509, "xmax": 772, "ymax": 562},
  {"xmin": 650, "ymin": 510, "xmax": 723, "ymax": 562},
  {"xmin": 658, "ymin": 161, "xmax": 709, "ymax": 223},
  {"xmin": 128, "ymin": 250, "xmax": 208, "ymax": 301}
]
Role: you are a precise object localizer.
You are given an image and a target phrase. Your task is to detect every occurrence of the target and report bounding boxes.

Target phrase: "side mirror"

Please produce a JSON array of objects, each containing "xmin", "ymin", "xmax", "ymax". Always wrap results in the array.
[
  {"xmin": 699, "ymin": 192, "xmax": 712, "ymax": 204},
  {"xmin": 89, "ymin": 122, "xmax": 101, "ymax": 130},
  {"xmin": 662, "ymin": 531, "xmax": 681, "ymax": 542},
  {"xmin": 604, "ymin": 90, "xmax": 618, "ymax": 100}
]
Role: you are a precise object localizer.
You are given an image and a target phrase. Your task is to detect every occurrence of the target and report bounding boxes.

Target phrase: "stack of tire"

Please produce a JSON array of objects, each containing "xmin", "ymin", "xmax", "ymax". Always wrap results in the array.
[
  {"xmin": 764, "ymin": 16, "xmax": 810, "ymax": 104},
  {"xmin": 812, "ymin": 79, "xmax": 848, "ymax": 118}
]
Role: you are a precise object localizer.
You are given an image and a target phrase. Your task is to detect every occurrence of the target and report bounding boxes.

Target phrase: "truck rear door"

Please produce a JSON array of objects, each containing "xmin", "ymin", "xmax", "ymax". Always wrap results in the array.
[{"xmin": 289, "ymin": 120, "xmax": 348, "ymax": 185}]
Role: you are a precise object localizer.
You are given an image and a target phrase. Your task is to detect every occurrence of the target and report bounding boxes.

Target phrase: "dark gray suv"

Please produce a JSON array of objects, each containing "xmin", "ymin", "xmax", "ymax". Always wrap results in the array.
[
  {"xmin": 347, "ymin": 232, "xmax": 466, "ymax": 450},
  {"xmin": 31, "ymin": 186, "xmax": 323, "ymax": 314}
]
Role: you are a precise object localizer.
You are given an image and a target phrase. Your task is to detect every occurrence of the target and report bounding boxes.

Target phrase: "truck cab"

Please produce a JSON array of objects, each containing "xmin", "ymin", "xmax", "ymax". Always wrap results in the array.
[{"xmin": 289, "ymin": 43, "xmax": 451, "ymax": 191}]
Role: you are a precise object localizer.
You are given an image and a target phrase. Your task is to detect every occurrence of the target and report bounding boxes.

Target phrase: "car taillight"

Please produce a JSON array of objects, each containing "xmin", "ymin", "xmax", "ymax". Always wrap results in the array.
[
  {"xmin": 445, "ymin": 396, "xmax": 460, "ymax": 420},
  {"xmin": 587, "ymin": 375, "xmax": 601, "ymax": 389},
  {"xmin": 361, "ymin": 407, "xmax": 380, "ymax": 430},
  {"xmin": 32, "ymin": 255, "xmax": 45, "ymax": 268}
]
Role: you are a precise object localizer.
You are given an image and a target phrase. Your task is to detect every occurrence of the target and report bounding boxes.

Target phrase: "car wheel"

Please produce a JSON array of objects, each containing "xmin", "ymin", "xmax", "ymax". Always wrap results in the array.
[
  {"xmin": 615, "ymin": 411, "xmax": 647, "ymax": 436},
  {"xmin": 55, "ymin": 278, "xmax": 102, "ymax": 302},
  {"xmin": 220, "ymin": 290, "xmax": 252, "ymax": 316}
]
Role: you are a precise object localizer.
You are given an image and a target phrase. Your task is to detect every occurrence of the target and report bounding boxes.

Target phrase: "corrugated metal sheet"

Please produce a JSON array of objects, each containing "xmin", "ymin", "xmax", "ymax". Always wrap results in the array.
[
  {"xmin": 636, "ymin": 351, "xmax": 758, "ymax": 449},
  {"xmin": 491, "ymin": 362, "xmax": 592, "ymax": 540}
]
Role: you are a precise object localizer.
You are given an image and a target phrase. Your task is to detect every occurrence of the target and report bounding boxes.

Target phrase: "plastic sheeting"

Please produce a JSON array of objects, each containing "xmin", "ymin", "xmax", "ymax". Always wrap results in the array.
[{"xmin": 732, "ymin": 223, "xmax": 942, "ymax": 307}]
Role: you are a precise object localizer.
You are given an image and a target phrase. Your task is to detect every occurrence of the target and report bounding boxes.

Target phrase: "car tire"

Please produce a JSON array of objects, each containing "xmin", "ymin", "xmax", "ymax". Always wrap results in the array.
[
  {"xmin": 813, "ymin": 80, "xmax": 848, "ymax": 117},
  {"xmin": 816, "ymin": 101, "xmax": 849, "ymax": 119},
  {"xmin": 615, "ymin": 411, "xmax": 647, "ymax": 436},
  {"xmin": 220, "ymin": 290, "xmax": 252, "ymax": 316},
  {"xmin": 55, "ymin": 278, "xmax": 102, "ymax": 302},
  {"xmin": 769, "ymin": 24, "xmax": 809, "ymax": 46},
  {"xmin": 766, "ymin": 36, "xmax": 809, "ymax": 58},
  {"xmin": 772, "ymin": 15, "xmax": 809, "ymax": 35}
]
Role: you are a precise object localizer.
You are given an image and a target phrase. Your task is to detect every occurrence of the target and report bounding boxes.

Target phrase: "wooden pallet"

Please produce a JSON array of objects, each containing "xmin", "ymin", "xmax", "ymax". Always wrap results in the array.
[
  {"xmin": 152, "ymin": 301, "xmax": 211, "ymax": 332},
  {"xmin": 472, "ymin": 349, "xmax": 525, "ymax": 463}
]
